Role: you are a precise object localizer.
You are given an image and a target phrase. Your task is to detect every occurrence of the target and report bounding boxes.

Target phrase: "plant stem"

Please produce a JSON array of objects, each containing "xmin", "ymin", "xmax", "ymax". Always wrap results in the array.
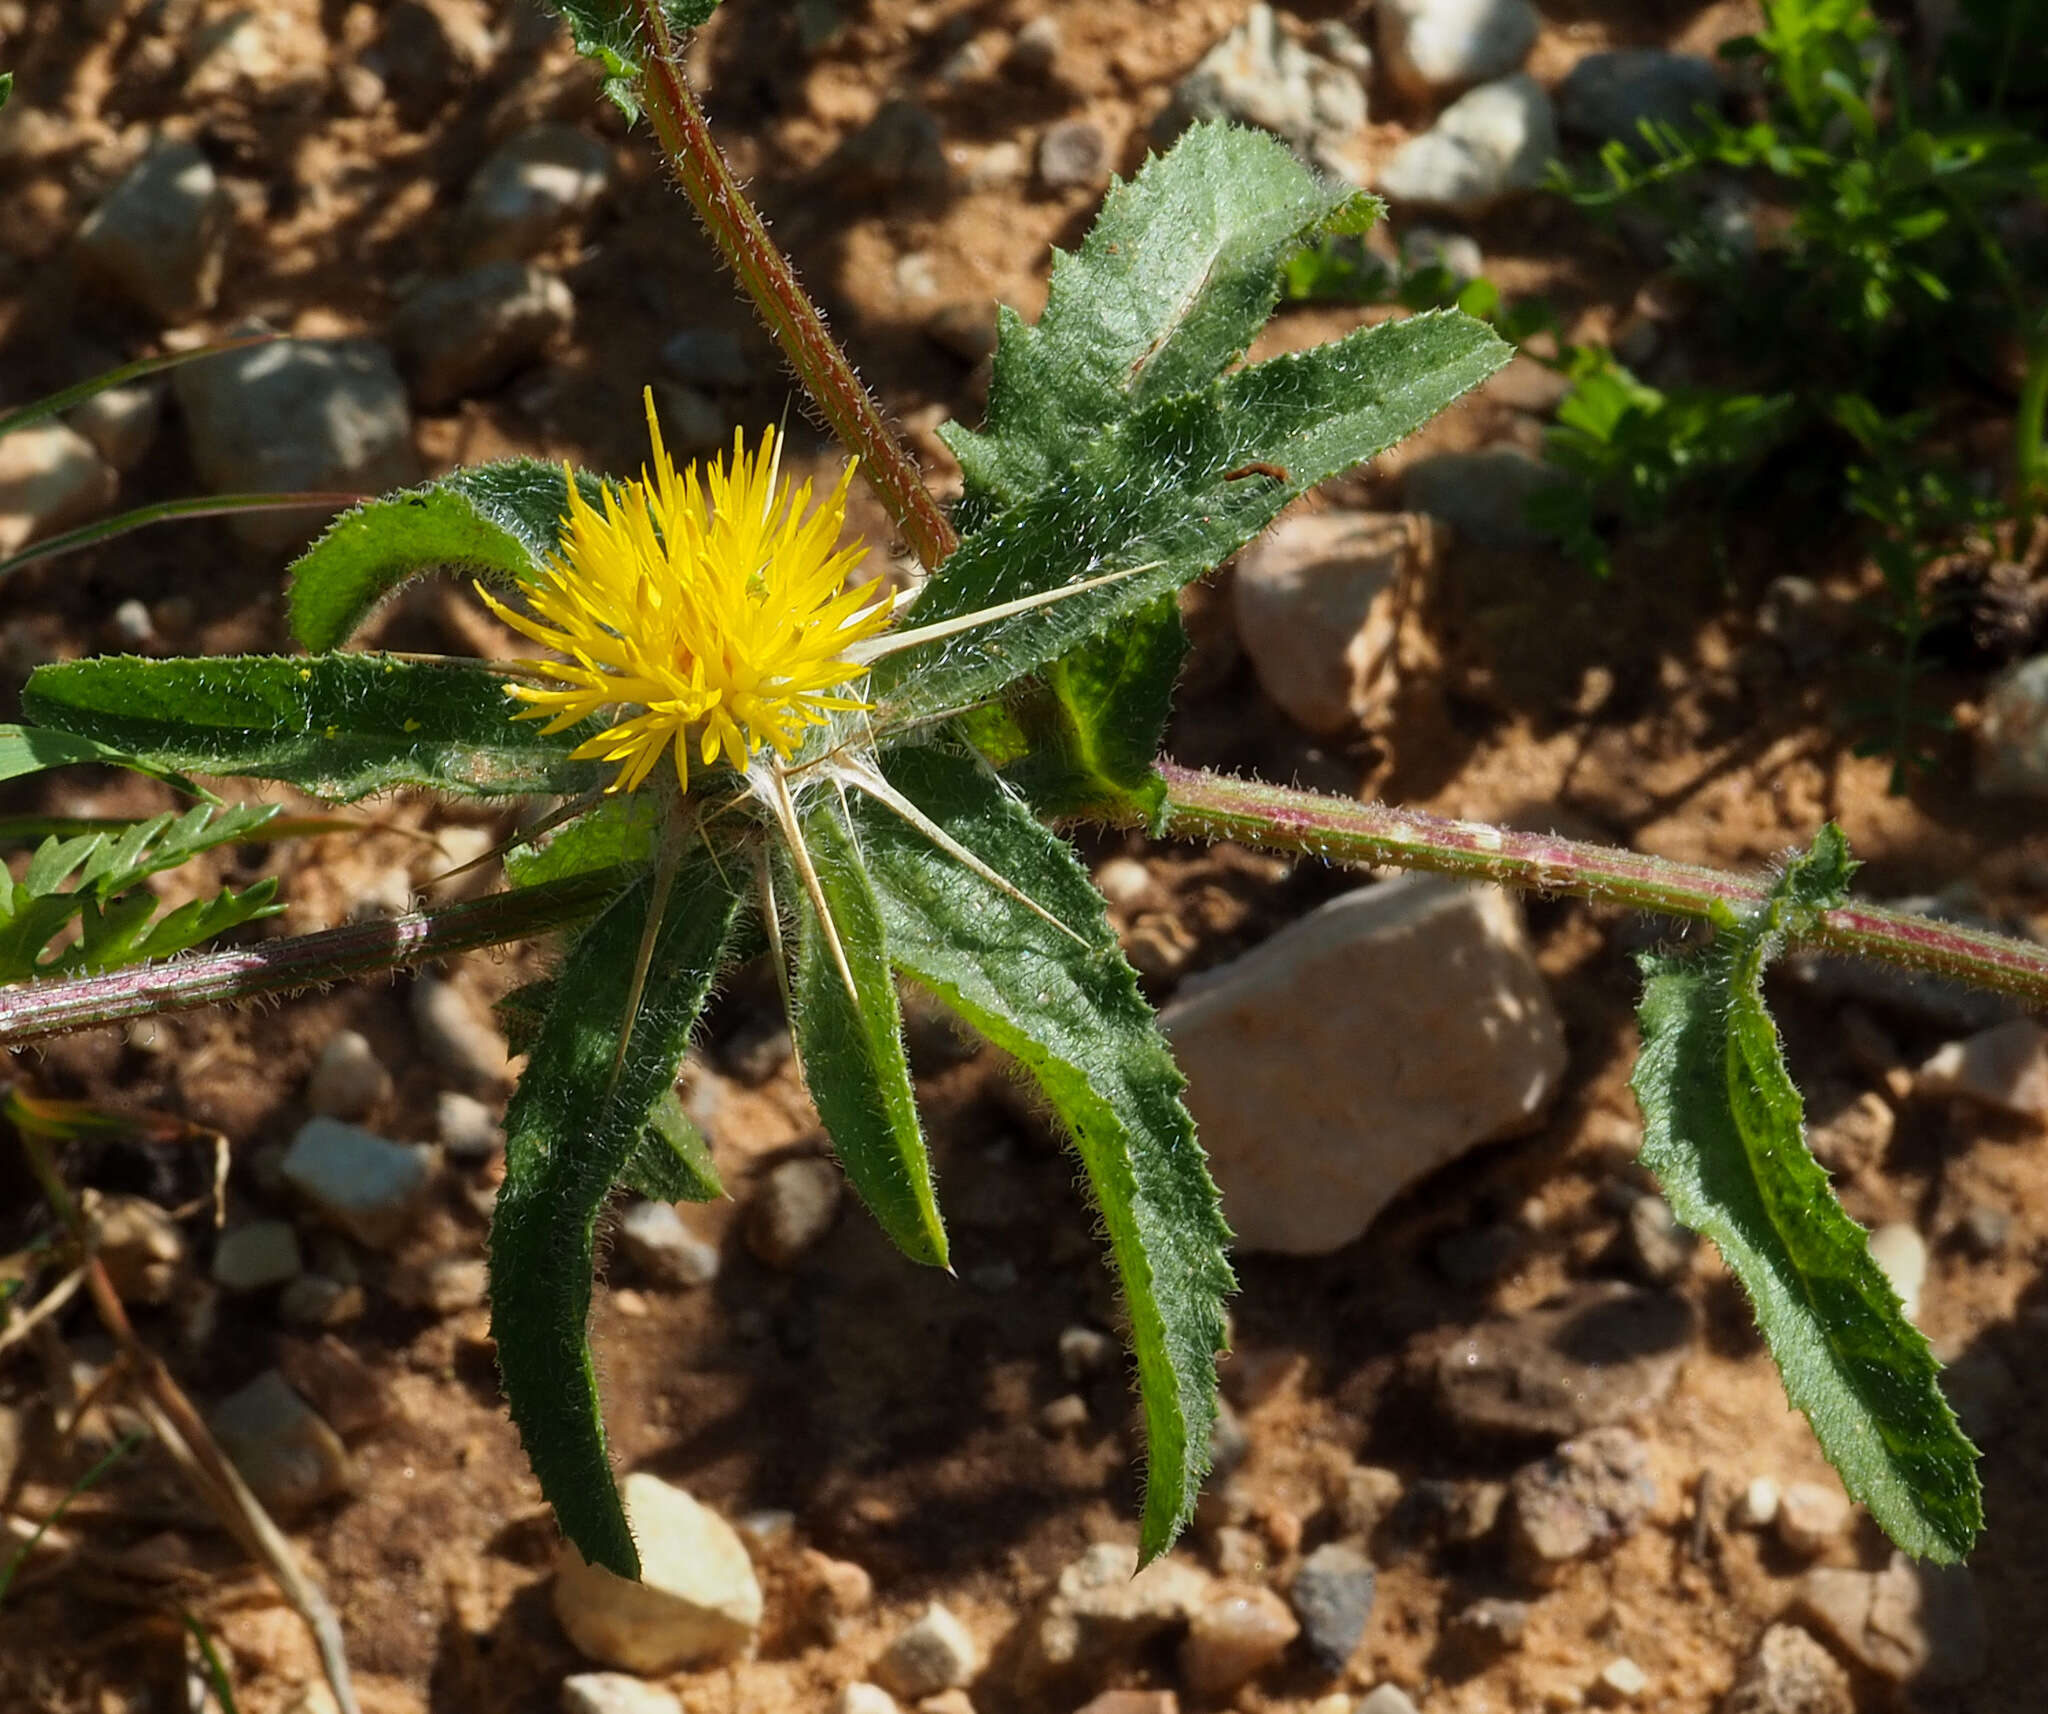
[
  {"xmin": 631, "ymin": 0, "xmax": 959, "ymax": 570},
  {"xmin": 5, "ymin": 773, "xmax": 2047, "ymax": 1045}
]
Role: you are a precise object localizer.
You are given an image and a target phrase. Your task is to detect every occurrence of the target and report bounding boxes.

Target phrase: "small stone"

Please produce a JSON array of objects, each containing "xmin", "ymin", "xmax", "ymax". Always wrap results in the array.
[
  {"xmin": 833, "ymin": 1688, "xmax": 900, "ymax": 1714},
  {"xmin": 69, "ymin": 382, "xmax": 161, "ymax": 471},
  {"xmin": 1378, "ymin": 74, "xmax": 1558, "ymax": 211},
  {"xmin": 1505, "ymin": 1426, "xmax": 1656, "ymax": 1587},
  {"xmin": 1161, "ymin": 874, "xmax": 1564, "ymax": 1255},
  {"xmin": 392, "ymin": 261, "xmax": 574, "ymax": 409},
  {"xmin": 1358, "ymin": 1687, "xmax": 1422, "ymax": 1714},
  {"xmin": 1021, "ymin": 1542, "xmax": 1212, "ymax": 1682},
  {"xmin": 1037, "ymin": 119, "xmax": 1109, "ymax": 191},
  {"xmin": 962, "ymin": 139, "xmax": 1028, "ymax": 192},
  {"xmin": 1289, "ymin": 1541, "xmax": 1376, "ymax": 1676},
  {"xmin": 832, "ymin": 101, "xmax": 949, "ymax": 194},
  {"xmin": 412, "ymin": 974, "xmax": 515, "ymax": 1092},
  {"xmin": 1557, "ymin": 50, "xmax": 1720, "ymax": 142},
  {"xmin": 1735, "ymin": 1476, "xmax": 1780, "ymax": 1530},
  {"xmin": 1977, "ymin": 652, "xmax": 2048, "ymax": 795},
  {"xmin": 647, "ymin": 383, "xmax": 726, "ymax": 454},
  {"xmin": 747, "ymin": 1157, "xmax": 843, "ymax": 1267},
  {"xmin": 1774, "ymin": 1482, "xmax": 1850, "ymax": 1558},
  {"xmin": 437, "ymin": 1090, "xmax": 505, "ymax": 1160},
  {"xmin": 174, "ymin": 333, "xmax": 415, "ymax": 549},
  {"xmin": 458, "ymin": 124, "xmax": 611, "ymax": 262},
  {"xmin": 92, "ymin": 1193, "xmax": 186, "ymax": 1305},
  {"xmin": 1720, "ymin": 1623, "xmax": 1853, "ymax": 1714},
  {"xmin": 378, "ymin": 0, "xmax": 493, "ymax": 117},
  {"xmin": 560, "ymin": 1674, "xmax": 684, "ymax": 1714},
  {"xmin": 876, "ymin": 1602, "xmax": 978, "ymax": 1699},
  {"xmin": 108, "ymin": 598, "xmax": 155, "ymax": 648},
  {"xmin": 800, "ymin": 1548, "xmax": 874, "ymax": 1641},
  {"xmin": 209, "ymin": 1371, "xmax": 352, "ymax": 1517},
  {"xmin": 659, "ymin": 329, "xmax": 751, "ymax": 390},
  {"xmin": 615, "ymin": 1201, "xmax": 720, "ymax": 1288},
  {"xmin": 74, "ymin": 139, "xmax": 231, "ymax": 322},
  {"xmin": 281, "ymin": 1117, "xmax": 432, "ymax": 1249},
  {"xmin": 307, "ymin": 1029, "xmax": 392, "ymax": 1121},
  {"xmin": 1593, "ymin": 1657, "xmax": 1649, "ymax": 1704},
  {"xmin": 1179, "ymin": 1583, "xmax": 1298, "ymax": 1699},
  {"xmin": 409, "ymin": 1256, "xmax": 488, "ymax": 1314},
  {"xmin": 1624, "ymin": 1194, "xmax": 1697, "ymax": 1284},
  {"xmin": 1039, "ymin": 1393, "xmax": 1090, "ymax": 1433},
  {"xmin": 279, "ymin": 1274, "xmax": 365, "ymax": 1328},
  {"xmin": 276, "ymin": 1333, "xmax": 390, "ymax": 1438},
  {"xmin": 1073, "ymin": 1694, "xmax": 1178, "ymax": 1714},
  {"xmin": 917, "ymin": 1693, "xmax": 975, "ymax": 1714},
  {"xmin": 1402, "ymin": 444, "xmax": 1563, "ymax": 545},
  {"xmin": 1956, "ymin": 1203, "xmax": 2011, "ymax": 1259},
  {"xmin": 553, "ymin": 1473, "xmax": 763, "ymax": 1671},
  {"xmin": 0, "ymin": 420, "xmax": 117, "ymax": 557},
  {"xmin": 1156, "ymin": 4, "xmax": 1367, "ymax": 155},
  {"xmin": 1401, "ymin": 225, "xmax": 1485, "ymax": 283},
  {"xmin": 1377, "ymin": 0, "xmax": 1539, "ymax": 98},
  {"xmin": 1332, "ymin": 1463, "xmax": 1404, "ymax": 1538},
  {"xmin": 211, "ymin": 1221, "xmax": 303, "ymax": 1292},
  {"xmin": 1795, "ymin": 1553, "xmax": 1985, "ymax": 1687},
  {"xmin": 923, "ymin": 301, "xmax": 999, "ymax": 365},
  {"xmin": 1808, "ymin": 1090, "xmax": 1894, "ymax": 1176},
  {"xmin": 1059, "ymin": 1324, "xmax": 1119, "ymax": 1382},
  {"xmin": 734, "ymin": 1509, "xmax": 794, "ymax": 1548},
  {"xmin": 1445, "ymin": 1596, "xmax": 1530, "ymax": 1660},
  {"xmin": 1008, "ymin": 15, "xmax": 1060, "ymax": 76},
  {"xmin": 1915, "ymin": 1019, "xmax": 2048, "ymax": 1116},
  {"xmin": 718, "ymin": 1013, "xmax": 794, "ymax": 1084},
  {"xmin": 1867, "ymin": 1223, "xmax": 1927, "ymax": 1322}
]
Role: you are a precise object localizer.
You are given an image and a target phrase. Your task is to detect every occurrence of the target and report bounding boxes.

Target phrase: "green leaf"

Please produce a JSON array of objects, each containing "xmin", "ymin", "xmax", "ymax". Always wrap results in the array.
[
  {"xmin": 881, "ymin": 311, "xmax": 1509, "ymax": 725},
  {"xmin": 287, "ymin": 461, "xmax": 610, "ymax": 650},
  {"xmin": 619, "ymin": 1090, "xmax": 723, "ymax": 1203},
  {"xmin": 23, "ymin": 654, "xmax": 607, "ymax": 802},
  {"xmin": 489, "ymin": 853, "xmax": 744, "ymax": 1577},
  {"xmin": 787, "ymin": 790, "xmax": 948, "ymax": 1268},
  {"xmin": 506, "ymin": 793, "xmax": 659, "ymax": 889},
  {"xmin": 541, "ymin": 0, "xmax": 723, "ymax": 119},
  {"xmin": 0, "ymin": 723, "xmax": 211, "ymax": 799},
  {"xmin": 941, "ymin": 122, "xmax": 1380, "ymax": 517},
  {"xmin": 1631, "ymin": 825, "xmax": 1980, "ymax": 1563},
  {"xmin": 858, "ymin": 745, "xmax": 1232, "ymax": 1559}
]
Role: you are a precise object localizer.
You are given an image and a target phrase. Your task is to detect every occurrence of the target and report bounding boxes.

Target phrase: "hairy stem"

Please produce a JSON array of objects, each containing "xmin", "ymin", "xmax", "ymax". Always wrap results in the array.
[
  {"xmin": 4, "ymin": 773, "xmax": 2046, "ymax": 1046},
  {"xmin": 631, "ymin": 0, "xmax": 959, "ymax": 570}
]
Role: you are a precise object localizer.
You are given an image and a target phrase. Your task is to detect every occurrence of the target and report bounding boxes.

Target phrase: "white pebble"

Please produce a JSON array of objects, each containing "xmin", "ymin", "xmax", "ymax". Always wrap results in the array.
[
  {"xmin": 1868, "ymin": 1222, "xmax": 1927, "ymax": 1323},
  {"xmin": 1735, "ymin": 1475, "xmax": 1780, "ymax": 1529}
]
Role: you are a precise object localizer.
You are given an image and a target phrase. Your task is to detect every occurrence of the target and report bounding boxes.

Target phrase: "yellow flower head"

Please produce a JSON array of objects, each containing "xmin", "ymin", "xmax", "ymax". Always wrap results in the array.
[{"xmin": 480, "ymin": 389, "xmax": 894, "ymax": 794}]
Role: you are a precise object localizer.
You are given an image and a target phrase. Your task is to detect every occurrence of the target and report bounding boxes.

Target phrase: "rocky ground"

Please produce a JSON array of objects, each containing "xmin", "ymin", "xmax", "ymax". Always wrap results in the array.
[{"xmin": 4, "ymin": 1, "xmax": 2048, "ymax": 1712}]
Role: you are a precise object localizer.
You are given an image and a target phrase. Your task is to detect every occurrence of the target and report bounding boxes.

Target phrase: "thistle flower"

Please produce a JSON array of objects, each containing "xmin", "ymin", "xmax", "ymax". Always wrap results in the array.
[{"xmin": 479, "ymin": 388, "xmax": 896, "ymax": 795}]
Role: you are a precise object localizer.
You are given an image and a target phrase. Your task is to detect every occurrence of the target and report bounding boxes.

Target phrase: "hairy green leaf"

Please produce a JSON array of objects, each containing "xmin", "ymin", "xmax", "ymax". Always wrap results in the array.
[
  {"xmin": 1632, "ymin": 825, "xmax": 1980, "ymax": 1562},
  {"xmin": 288, "ymin": 461, "xmax": 610, "ymax": 650},
  {"xmin": 542, "ymin": 0, "xmax": 722, "ymax": 118},
  {"xmin": 0, "ymin": 723, "xmax": 210, "ymax": 798},
  {"xmin": 506, "ymin": 794, "xmax": 659, "ymax": 889},
  {"xmin": 23, "ymin": 654, "xmax": 606, "ymax": 802},
  {"xmin": 490, "ymin": 854, "xmax": 743, "ymax": 1577},
  {"xmin": 858, "ymin": 745, "xmax": 1232, "ymax": 1558},
  {"xmin": 942, "ymin": 122, "xmax": 1380, "ymax": 518},
  {"xmin": 788, "ymin": 789, "xmax": 948, "ymax": 1268},
  {"xmin": 619, "ymin": 1090, "xmax": 724, "ymax": 1203},
  {"xmin": 882, "ymin": 311, "xmax": 1508, "ymax": 725}
]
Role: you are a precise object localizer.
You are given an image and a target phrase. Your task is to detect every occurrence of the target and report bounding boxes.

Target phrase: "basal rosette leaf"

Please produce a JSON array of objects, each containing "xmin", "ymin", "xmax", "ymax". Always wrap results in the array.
[
  {"xmin": 490, "ymin": 853, "xmax": 743, "ymax": 1577},
  {"xmin": 1632, "ymin": 824, "xmax": 1980, "ymax": 1562},
  {"xmin": 857, "ymin": 745, "xmax": 1233, "ymax": 1559}
]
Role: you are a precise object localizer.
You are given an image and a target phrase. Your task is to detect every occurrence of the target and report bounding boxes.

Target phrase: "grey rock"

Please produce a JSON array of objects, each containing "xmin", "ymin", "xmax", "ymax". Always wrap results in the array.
[
  {"xmin": 279, "ymin": 1274, "xmax": 366, "ymax": 1328},
  {"xmin": 1232, "ymin": 510, "xmax": 1430, "ymax": 734},
  {"xmin": 1402, "ymin": 445, "xmax": 1562, "ymax": 545},
  {"xmin": 174, "ymin": 334, "xmax": 416, "ymax": 548},
  {"xmin": 1505, "ymin": 1426, "xmax": 1656, "ymax": 1586},
  {"xmin": 1332, "ymin": 1463, "xmax": 1404, "ymax": 1538},
  {"xmin": 1956, "ymin": 1203, "xmax": 2011, "ymax": 1258},
  {"xmin": 1438, "ymin": 1281, "xmax": 1698, "ymax": 1440},
  {"xmin": 831, "ymin": 101, "xmax": 949, "ymax": 194},
  {"xmin": 379, "ymin": 0, "xmax": 493, "ymax": 116},
  {"xmin": 395, "ymin": 1255, "xmax": 487, "ymax": 1314},
  {"xmin": 1916, "ymin": 1019, "xmax": 2048, "ymax": 1116},
  {"xmin": 412, "ymin": 973, "xmax": 514, "ymax": 1091},
  {"xmin": 1795, "ymin": 1553, "xmax": 1985, "ymax": 1687},
  {"xmin": 875, "ymin": 1601, "xmax": 977, "ymax": 1699},
  {"xmin": 615, "ymin": 1200, "xmax": 720, "ymax": 1288},
  {"xmin": 281, "ymin": 1117, "xmax": 432, "ymax": 1249},
  {"xmin": 69, "ymin": 382, "xmax": 162, "ymax": 471},
  {"xmin": 1979, "ymin": 653, "xmax": 2048, "ymax": 795},
  {"xmin": 1009, "ymin": 15, "xmax": 1061, "ymax": 77},
  {"xmin": 307, "ymin": 1028, "xmax": 392, "ymax": 1121},
  {"xmin": 746, "ymin": 1157, "xmax": 842, "ymax": 1267},
  {"xmin": 458, "ymin": 124, "xmax": 611, "ymax": 263},
  {"xmin": 1179, "ymin": 1582, "xmax": 1298, "ymax": 1698},
  {"xmin": 1557, "ymin": 50, "xmax": 1720, "ymax": 142},
  {"xmin": 1037, "ymin": 118, "xmax": 1109, "ymax": 191},
  {"xmin": 1019, "ymin": 1542, "xmax": 1211, "ymax": 1683},
  {"xmin": 1720, "ymin": 1623, "xmax": 1852, "ymax": 1714},
  {"xmin": 1289, "ymin": 1541, "xmax": 1376, "ymax": 1676},
  {"xmin": 560, "ymin": 1674, "xmax": 684, "ymax": 1714},
  {"xmin": 1160, "ymin": 874, "xmax": 1565, "ymax": 1255},
  {"xmin": 392, "ymin": 261, "xmax": 574, "ymax": 409},
  {"xmin": 659, "ymin": 329, "xmax": 751, "ymax": 390},
  {"xmin": 1623, "ymin": 1193, "xmax": 1697, "ymax": 1284},
  {"xmin": 1378, "ymin": 74, "xmax": 1557, "ymax": 211},
  {"xmin": 211, "ymin": 1221, "xmax": 303, "ymax": 1292},
  {"xmin": 209, "ymin": 1371, "xmax": 352, "ymax": 1516},
  {"xmin": 436, "ymin": 1089, "xmax": 505, "ymax": 1160},
  {"xmin": 1379, "ymin": 0, "xmax": 1538, "ymax": 98},
  {"xmin": 92, "ymin": 1192, "xmax": 186, "ymax": 1305},
  {"xmin": 1157, "ymin": 4, "xmax": 1367, "ymax": 155},
  {"xmin": 1445, "ymin": 1596, "xmax": 1530, "ymax": 1660},
  {"xmin": 74, "ymin": 139, "xmax": 230, "ymax": 321},
  {"xmin": 1400, "ymin": 225, "xmax": 1485, "ymax": 283},
  {"xmin": 554, "ymin": 1473, "xmax": 763, "ymax": 1672},
  {"xmin": 0, "ymin": 421, "xmax": 117, "ymax": 558}
]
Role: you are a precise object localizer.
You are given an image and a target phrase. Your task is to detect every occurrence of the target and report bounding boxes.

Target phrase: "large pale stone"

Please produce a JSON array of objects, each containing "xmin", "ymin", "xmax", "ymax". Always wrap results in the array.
[
  {"xmin": 553, "ymin": 1473, "xmax": 763, "ymax": 1673},
  {"xmin": 1377, "ymin": 74, "xmax": 1557, "ymax": 211},
  {"xmin": 0, "ymin": 420, "xmax": 117, "ymax": 557},
  {"xmin": 74, "ymin": 138, "xmax": 230, "ymax": 321},
  {"xmin": 1160, "ymin": 875, "xmax": 1565, "ymax": 1254},
  {"xmin": 1378, "ymin": 0, "xmax": 1538, "ymax": 98}
]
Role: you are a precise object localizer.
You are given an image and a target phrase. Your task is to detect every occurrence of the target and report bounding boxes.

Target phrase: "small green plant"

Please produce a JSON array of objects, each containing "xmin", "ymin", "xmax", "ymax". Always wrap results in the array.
[{"xmin": 7, "ymin": 0, "xmax": 2039, "ymax": 1589}]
